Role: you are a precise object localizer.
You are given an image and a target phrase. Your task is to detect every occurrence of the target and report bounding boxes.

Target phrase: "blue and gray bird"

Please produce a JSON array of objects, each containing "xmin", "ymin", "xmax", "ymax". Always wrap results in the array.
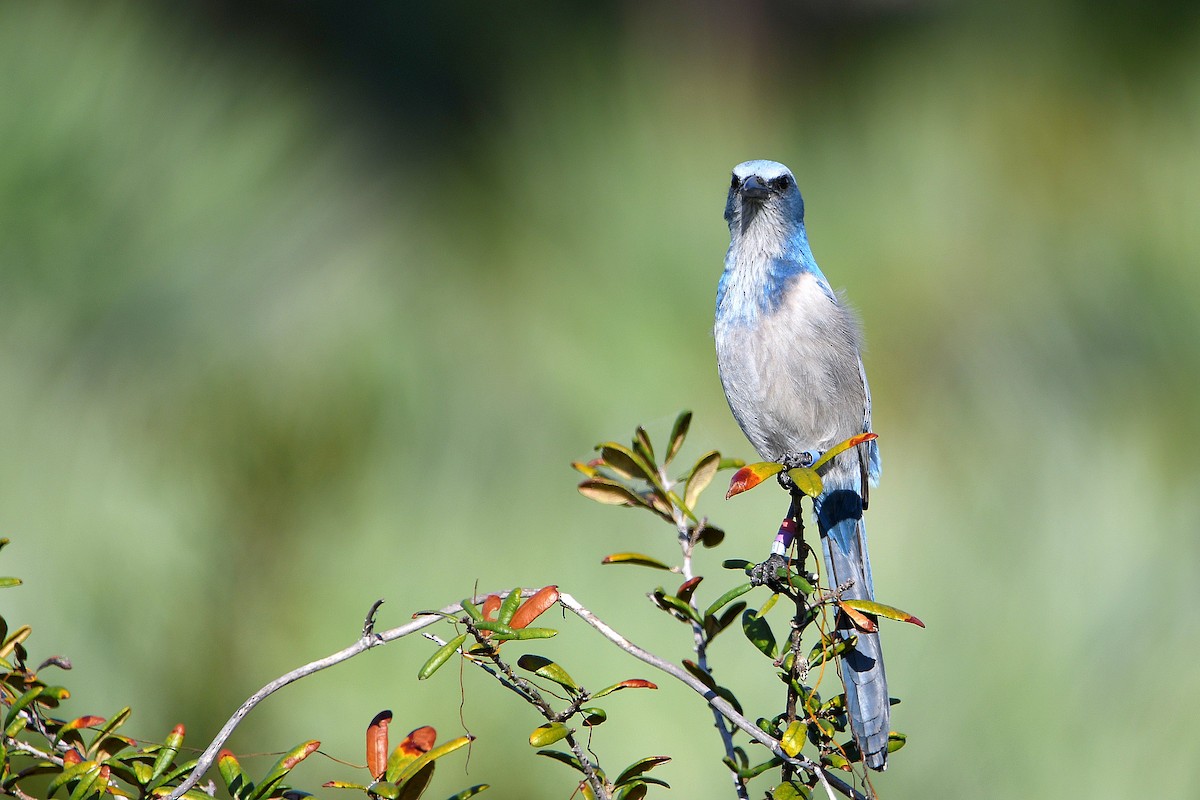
[{"xmin": 714, "ymin": 160, "xmax": 889, "ymax": 770}]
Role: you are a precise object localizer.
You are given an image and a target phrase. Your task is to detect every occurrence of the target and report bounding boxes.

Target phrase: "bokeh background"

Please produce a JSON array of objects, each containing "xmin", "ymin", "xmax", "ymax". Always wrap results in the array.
[{"xmin": 4, "ymin": 1, "xmax": 1199, "ymax": 797}]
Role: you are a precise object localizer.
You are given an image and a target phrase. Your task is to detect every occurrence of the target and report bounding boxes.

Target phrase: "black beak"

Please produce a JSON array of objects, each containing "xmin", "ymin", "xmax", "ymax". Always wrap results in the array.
[{"xmin": 741, "ymin": 175, "xmax": 770, "ymax": 202}]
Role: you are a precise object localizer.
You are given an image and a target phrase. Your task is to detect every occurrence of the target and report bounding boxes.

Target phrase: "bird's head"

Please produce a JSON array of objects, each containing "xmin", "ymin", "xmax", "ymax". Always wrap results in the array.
[{"xmin": 724, "ymin": 160, "xmax": 805, "ymax": 238}]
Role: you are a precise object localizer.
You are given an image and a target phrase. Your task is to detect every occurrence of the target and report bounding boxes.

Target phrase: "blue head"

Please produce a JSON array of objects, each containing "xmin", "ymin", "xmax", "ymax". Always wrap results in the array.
[
  {"xmin": 718, "ymin": 160, "xmax": 829, "ymax": 320},
  {"xmin": 724, "ymin": 159, "xmax": 806, "ymax": 233}
]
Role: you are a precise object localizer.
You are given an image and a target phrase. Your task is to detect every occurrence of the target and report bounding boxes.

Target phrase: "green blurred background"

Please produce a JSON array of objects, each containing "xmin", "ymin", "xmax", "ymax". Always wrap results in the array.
[{"xmin": 3, "ymin": 1, "xmax": 1199, "ymax": 797}]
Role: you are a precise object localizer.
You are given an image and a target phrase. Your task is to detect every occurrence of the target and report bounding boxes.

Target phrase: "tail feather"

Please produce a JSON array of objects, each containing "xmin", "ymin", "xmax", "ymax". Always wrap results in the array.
[{"xmin": 814, "ymin": 478, "xmax": 889, "ymax": 771}]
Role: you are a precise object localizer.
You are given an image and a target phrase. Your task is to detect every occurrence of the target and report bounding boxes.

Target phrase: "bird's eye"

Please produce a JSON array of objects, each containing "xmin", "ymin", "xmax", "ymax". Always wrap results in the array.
[
  {"xmin": 730, "ymin": 174, "xmax": 740, "ymax": 189},
  {"xmin": 769, "ymin": 175, "xmax": 792, "ymax": 191}
]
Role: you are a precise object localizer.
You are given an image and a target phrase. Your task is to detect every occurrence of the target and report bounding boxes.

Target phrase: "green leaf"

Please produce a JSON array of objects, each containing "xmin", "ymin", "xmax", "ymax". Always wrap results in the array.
[
  {"xmin": 67, "ymin": 763, "xmax": 105, "ymax": 800},
  {"xmin": 322, "ymin": 780, "xmax": 369, "ymax": 790},
  {"xmin": 580, "ymin": 707, "xmax": 607, "ymax": 726},
  {"xmin": 681, "ymin": 659, "xmax": 717, "ymax": 690},
  {"xmin": 769, "ymin": 780, "xmax": 812, "ymax": 800},
  {"xmin": 249, "ymin": 740, "xmax": 320, "ymax": 800},
  {"xmin": 528, "ymin": 723, "xmax": 569, "ymax": 747},
  {"xmin": 597, "ymin": 443, "xmax": 656, "ymax": 483},
  {"xmin": 418, "ymin": 633, "xmax": 468, "ymax": 680},
  {"xmin": 393, "ymin": 736, "xmax": 473, "ymax": 787},
  {"xmin": 46, "ymin": 760, "xmax": 97, "ymax": 798},
  {"xmin": 703, "ymin": 583, "xmax": 753, "ymax": 619},
  {"xmin": 651, "ymin": 589, "xmax": 700, "ymax": 623},
  {"xmin": 741, "ymin": 610, "xmax": 777, "ymax": 659},
  {"xmin": 633, "ymin": 426, "xmax": 656, "ymax": 467},
  {"xmin": 217, "ymin": 750, "xmax": 250, "ymax": 800},
  {"xmin": 887, "ymin": 732, "xmax": 907, "ymax": 753},
  {"xmin": 578, "ymin": 479, "xmax": 651, "ymax": 507},
  {"xmin": 725, "ymin": 462, "xmax": 785, "ymax": 498},
  {"xmin": 722, "ymin": 559, "xmax": 753, "ymax": 571},
  {"xmin": 149, "ymin": 723, "xmax": 185, "ymax": 783},
  {"xmin": 778, "ymin": 721, "xmax": 804, "ymax": 758},
  {"xmin": 756, "ymin": 592, "xmax": 781, "ymax": 618},
  {"xmin": 839, "ymin": 599, "xmax": 925, "ymax": 628},
  {"xmin": 536, "ymin": 749, "xmax": 587, "ymax": 775},
  {"xmin": 4, "ymin": 686, "xmax": 42, "ymax": 732},
  {"xmin": 808, "ymin": 634, "xmax": 852, "ymax": 668},
  {"xmin": 683, "ymin": 450, "xmax": 720, "ymax": 510},
  {"xmin": 785, "ymin": 467, "xmax": 823, "ymax": 497},
  {"xmin": 664, "ymin": 411, "xmax": 691, "ymax": 466},
  {"xmin": 600, "ymin": 553, "xmax": 672, "ymax": 571},
  {"xmin": 705, "ymin": 602, "xmax": 747, "ymax": 641},
  {"xmin": 444, "ymin": 785, "xmax": 490, "ymax": 800},
  {"xmin": 459, "ymin": 599, "xmax": 484, "ymax": 622},
  {"xmin": 516, "ymin": 655, "xmax": 580, "ymax": 693},
  {"xmin": 614, "ymin": 783, "xmax": 647, "ymax": 800},
  {"xmin": 0, "ymin": 578, "xmax": 21, "ymax": 588},
  {"xmin": 372, "ymin": 781, "xmax": 401, "ymax": 799},
  {"xmin": 396, "ymin": 762, "xmax": 436, "ymax": 800},
  {"xmin": 495, "ymin": 627, "xmax": 557, "ymax": 641},
  {"xmin": 613, "ymin": 756, "xmax": 670, "ymax": 787},
  {"xmin": 812, "ymin": 433, "xmax": 877, "ymax": 471},
  {"xmin": 497, "ymin": 590, "xmax": 522, "ymax": 626},
  {"xmin": 592, "ymin": 679, "xmax": 657, "ymax": 699}
]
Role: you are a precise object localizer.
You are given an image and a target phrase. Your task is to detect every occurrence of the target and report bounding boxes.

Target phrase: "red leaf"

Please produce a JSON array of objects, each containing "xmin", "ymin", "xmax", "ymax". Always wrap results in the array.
[
  {"xmin": 399, "ymin": 726, "xmax": 437, "ymax": 758},
  {"xmin": 676, "ymin": 577, "xmax": 702, "ymax": 605},
  {"xmin": 367, "ymin": 711, "xmax": 393, "ymax": 779},
  {"xmin": 510, "ymin": 586, "xmax": 559, "ymax": 630},
  {"xmin": 617, "ymin": 679, "xmax": 657, "ymax": 690},
  {"xmin": 837, "ymin": 602, "xmax": 878, "ymax": 633},
  {"xmin": 725, "ymin": 462, "xmax": 785, "ymax": 499},
  {"xmin": 481, "ymin": 595, "xmax": 501, "ymax": 622}
]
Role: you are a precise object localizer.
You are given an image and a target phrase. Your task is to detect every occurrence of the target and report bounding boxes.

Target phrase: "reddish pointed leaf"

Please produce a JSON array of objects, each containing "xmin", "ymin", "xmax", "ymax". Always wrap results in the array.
[
  {"xmin": 726, "ymin": 462, "xmax": 784, "ymax": 499},
  {"xmin": 837, "ymin": 602, "xmax": 878, "ymax": 633},
  {"xmin": 812, "ymin": 432, "xmax": 878, "ymax": 471},
  {"xmin": 840, "ymin": 599, "xmax": 925, "ymax": 628},
  {"xmin": 676, "ymin": 576, "xmax": 702, "ymax": 604},
  {"xmin": 592, "ymin": 679, "xmax": 658, "ymax": 699}
]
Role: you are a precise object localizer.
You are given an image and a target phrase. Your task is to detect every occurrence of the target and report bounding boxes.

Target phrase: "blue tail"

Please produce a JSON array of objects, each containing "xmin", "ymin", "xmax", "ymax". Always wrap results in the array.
[{"xmin": 814, "ymin": 476, "xmax": 889, "ymax": 771}]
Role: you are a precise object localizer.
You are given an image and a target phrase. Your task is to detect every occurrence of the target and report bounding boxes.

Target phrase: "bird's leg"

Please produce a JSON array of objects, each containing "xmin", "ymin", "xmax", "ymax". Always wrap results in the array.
[{"xmin": 749, "ymin": 491, "xmax": 805, "ymax": 592}]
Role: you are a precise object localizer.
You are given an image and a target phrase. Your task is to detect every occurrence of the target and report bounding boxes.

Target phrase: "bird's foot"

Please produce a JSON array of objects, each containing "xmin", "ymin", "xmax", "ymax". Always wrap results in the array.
[
  {"xmin": 749, "ymin": 553, "xmax": 791, "ymax": 592},
  {"xmin": 775, "ymin": 449, "xmax": 819, "ymax": 491}
]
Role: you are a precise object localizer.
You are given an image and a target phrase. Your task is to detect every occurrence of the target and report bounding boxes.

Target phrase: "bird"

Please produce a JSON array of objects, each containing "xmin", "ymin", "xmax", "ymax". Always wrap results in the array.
[{"xmin": 713, "ymin": 159, "xmax": 889, "ymax": 770}]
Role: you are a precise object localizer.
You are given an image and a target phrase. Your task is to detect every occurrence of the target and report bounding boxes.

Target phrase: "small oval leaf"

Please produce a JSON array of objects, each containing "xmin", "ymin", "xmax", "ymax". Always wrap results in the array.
[
  {"xmin": 528, "ymin": 722, "xmax": 570, "ymax": 747},
  {"xmin": 418, "ymin": 634, "xmax": 468, "ymax": 680},
  {"xmin": 684, "ymin": 450, "xmax": 721, "ymax": 509},
  {"xmin": 786, "ymin": 467, "xmax": 823, "ymax": 498},
  {"xmin": 664, "ymin": 411, "xmax": 691, "ymax": 465},
  {"xmin": 517, "ymin": 655, "xmax": 580, "ymax": 692}
]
